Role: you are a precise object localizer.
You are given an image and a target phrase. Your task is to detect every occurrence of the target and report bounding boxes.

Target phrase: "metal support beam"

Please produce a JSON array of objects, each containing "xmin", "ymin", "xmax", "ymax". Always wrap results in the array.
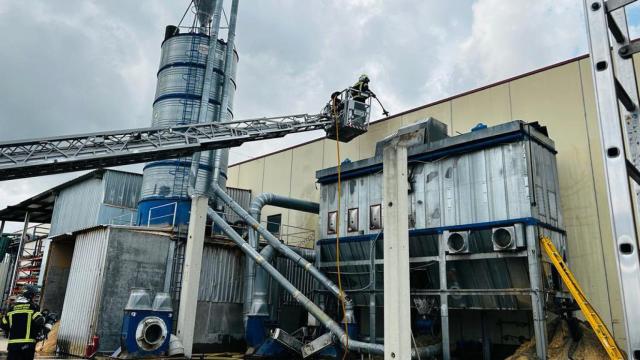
[
  {"xmin": 526, "ymin": 225, "xmax": 547, "ymax": 359},
  {"xmin": 176, "ymin": 195, "xmax": 208, "ymax": 358},
  {"xmin": 382, "ymin": 139, "xmax": 411, "ymax": 360},
  {"xmin": 0, "ymin": 220, "xmax": 4, "ymax": 235},
  {"xmin": 439, "ymin": 233, "xmax": 450, "ymax": 360}
]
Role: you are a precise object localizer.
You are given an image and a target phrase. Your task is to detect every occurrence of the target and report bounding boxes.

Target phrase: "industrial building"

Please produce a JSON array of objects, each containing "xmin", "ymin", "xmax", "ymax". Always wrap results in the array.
[{"xmin": 0, "ymin": 0, "xmax": 638, "ymax": 359}]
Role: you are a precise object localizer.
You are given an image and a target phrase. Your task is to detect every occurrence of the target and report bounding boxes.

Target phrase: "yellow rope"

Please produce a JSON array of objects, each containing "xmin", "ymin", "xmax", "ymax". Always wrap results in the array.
[{"xmin": 332, "ymin": 99, "xmax": 349, "ymax": 358}]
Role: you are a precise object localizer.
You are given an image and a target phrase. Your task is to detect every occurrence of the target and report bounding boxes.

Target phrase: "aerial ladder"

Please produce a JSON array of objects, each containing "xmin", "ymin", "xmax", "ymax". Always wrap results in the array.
[
  {"xmin": 540, "ymin": 236, "xmax": 624, "ymax": 359},
  {"xmin": 583, "ymin": 0, "xmax": 640, "ymax": 357},
  {"xmin": 0, "ymin": 88, "xmax": 371, "ymax": 181}
]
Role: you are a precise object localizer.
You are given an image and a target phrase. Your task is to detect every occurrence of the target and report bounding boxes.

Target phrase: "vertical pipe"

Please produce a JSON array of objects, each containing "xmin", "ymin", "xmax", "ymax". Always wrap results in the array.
[
  {"xmin": 8, "ymin": 212, "xmax": 30, "ymax": 298},
  {"xmin": 176, "ymin": 195, "xmax": 208, "ymax": 357},
  {"xmin": 382, "ymin": 141, "xmax": 411, "ymax": 360},
  {"xmin": 211, "ymin": 0, "xmax": 240, "ymax": 197},
  {"xmin": 369, "ymin": 238, "xmax": 376, "ymax": 343},
  {"xmin": 526, "ymin": 225, "xmax": 547, "ymax": 359},
  {"xmin": 439, "ymin": 233, "xmax": 450, "ymax": 360},
  {"xmin": 188, "ymin": 0, "xmax": 225, "ymax": 195},
  {"xmin": 0, "ymin": 220, "xmax": 5, "ymax": 235}
]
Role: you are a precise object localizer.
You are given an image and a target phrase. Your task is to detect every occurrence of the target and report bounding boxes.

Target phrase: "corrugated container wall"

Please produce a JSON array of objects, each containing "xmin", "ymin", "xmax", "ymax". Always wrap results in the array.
[
  {"xmin": 56, "ymin": 227, "xmax": 171, "ymax": 357},
  {"xmin": 49, "ymin": 171, "xmax": 142, "ymax": 237}
]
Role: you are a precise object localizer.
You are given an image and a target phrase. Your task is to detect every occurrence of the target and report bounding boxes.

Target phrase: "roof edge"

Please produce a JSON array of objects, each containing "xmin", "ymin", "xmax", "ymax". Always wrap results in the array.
[{"xmin": 229, "ymin": 52, "xmax": 590, "ymax": 167}]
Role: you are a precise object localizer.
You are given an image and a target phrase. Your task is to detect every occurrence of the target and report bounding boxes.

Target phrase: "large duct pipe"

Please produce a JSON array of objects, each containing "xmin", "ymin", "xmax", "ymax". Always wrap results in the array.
[
  {"xmin": 243, "ymin": 193, "xmax": 320, "ymax": 323},
  {"xmin": 209, "ymin": 209, "xmax": 441, "ymax": 358},
  {"xmin": 211, "ymin": 184, "xmax": 346, "ymax": 302},
  {"xmin": 188, "ymin": 0, "xmax": 224, "ymax": 195},
  {"xmin": 211, "ymin": 0, "xmax": 241, "ymax": 200},
  {"xmin": 249, "ymin": 244, "xmax": 315, "ymax": 318}
]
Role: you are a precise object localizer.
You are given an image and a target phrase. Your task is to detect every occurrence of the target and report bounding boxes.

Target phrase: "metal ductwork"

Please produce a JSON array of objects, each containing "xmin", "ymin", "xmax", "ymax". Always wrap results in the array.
[
  {"xmin": 208, "ymin": 207, "xmax": 441, "ymax": 358},
  {"xmin": 244, "ymin": 193, "xmax": 320, "ymax": 323}
]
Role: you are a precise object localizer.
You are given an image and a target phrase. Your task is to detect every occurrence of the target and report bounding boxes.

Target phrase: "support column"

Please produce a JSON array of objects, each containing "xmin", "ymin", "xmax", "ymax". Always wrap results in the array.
[
  {"xmin": 382, "ymin": 140, "xmax": 411, "ymax": 360},
  {"xmin": 526, "ymin": 225, "xmax": 547, "ymax": 359},
  {"xmin": 439, "ymin": 234, "xmax": 450, "ymax": 360},
  {"xmin": 176, "ymin": 195, "xmax": 208, "ymax": 358},
  {"xmin": 0, "ymin": 220, "xmax": 5, "ymax": 235}
]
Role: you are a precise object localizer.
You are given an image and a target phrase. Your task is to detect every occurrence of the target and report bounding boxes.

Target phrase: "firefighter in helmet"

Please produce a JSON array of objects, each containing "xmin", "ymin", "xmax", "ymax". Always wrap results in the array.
[
  {"xmin": 351, "ymin": 73, "xmax": 375, "ymax": 102},
  {"xmin": 1, "ymin": 285, "xmax": 44, "ymax": 360}
]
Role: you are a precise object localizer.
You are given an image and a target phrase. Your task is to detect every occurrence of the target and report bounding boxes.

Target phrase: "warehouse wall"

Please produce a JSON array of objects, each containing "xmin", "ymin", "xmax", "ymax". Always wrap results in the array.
[{"xmin": 227, "ymin": 54, "xmax": 633, "ymax": 343}]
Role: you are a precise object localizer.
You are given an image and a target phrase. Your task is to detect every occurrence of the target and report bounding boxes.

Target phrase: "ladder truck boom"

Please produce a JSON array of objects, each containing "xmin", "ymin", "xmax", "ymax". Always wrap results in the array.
[
  {"xmin": 0, "ymin": 114, "xmax": 332, "ymax": 181},
  {"xmin": 0, "ymin": 89, "xmax": 373, "ymax": 181}
]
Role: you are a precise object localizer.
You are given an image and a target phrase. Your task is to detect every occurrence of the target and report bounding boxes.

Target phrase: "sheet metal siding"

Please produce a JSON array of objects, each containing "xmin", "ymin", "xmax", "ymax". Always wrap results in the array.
[
  {"xmin": 57, "ymin": 227, "xmax": 110, "ymax": 357},
  {"xmin": 274, "ymin": 256, "xmax": 316, "ymax": 305},
  {"xmin": 199, "ymin": 244, "xmax": 244, "ymax": 303},
  {"xmin": 319, "ymin": 140, "xmax": 562, "ymax": 239},
  {"xmin": 223, "ymin": 187, "xmax": 251, "ymax": 224},
  {"xmin": 49, "ymin": 178, "xmax": 103, "ymax": 236},
  {"xmin": 102, "ymin": 171, "xmax": 142, "ymax": 209},
  {"xmin": 140, "ymin": 34, "xmax": 238, "ymax": 202}
]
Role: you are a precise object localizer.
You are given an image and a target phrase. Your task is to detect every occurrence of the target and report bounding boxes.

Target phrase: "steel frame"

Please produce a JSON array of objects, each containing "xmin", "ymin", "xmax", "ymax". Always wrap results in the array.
[
  {"xmin": 0, "ymin": 114, "xmax": 331, "ymax": 180},
  {"xmin": 583, "ymin": 0, "xmax": 640, "ymax": 356}
]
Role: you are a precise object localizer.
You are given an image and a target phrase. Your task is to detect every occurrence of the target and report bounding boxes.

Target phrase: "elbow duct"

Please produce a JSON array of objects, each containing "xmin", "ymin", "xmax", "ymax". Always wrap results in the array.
[{"xmin": 244, "ymin": 192, "xmax": 320, "ymax": 323}]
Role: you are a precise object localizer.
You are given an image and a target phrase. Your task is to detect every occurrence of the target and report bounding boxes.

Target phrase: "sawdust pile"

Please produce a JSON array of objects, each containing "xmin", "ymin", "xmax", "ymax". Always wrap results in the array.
[{"xmin": 505, "ymin": 319, "xmax": 611, "ymax": 360}]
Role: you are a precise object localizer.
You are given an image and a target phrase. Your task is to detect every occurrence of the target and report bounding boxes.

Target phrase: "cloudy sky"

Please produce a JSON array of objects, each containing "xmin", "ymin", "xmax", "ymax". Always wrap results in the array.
[{"xmin": 0, "ymin": 0, "xmax": 639, "ymax": 231}]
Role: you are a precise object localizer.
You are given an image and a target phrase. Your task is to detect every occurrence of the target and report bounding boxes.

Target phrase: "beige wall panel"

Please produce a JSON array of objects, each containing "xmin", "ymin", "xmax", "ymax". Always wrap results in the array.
[
  {"xmin": 451, "ymin": 83, "xmax": 512, "ymax": 134},
  {"xmin": 226, "ymin": 165, "xmax": 240, "ymax": 189},
  {"xmin": 323, "ymin": 138, "xmax": 360, "ymax": 168},
  {"xmin": 400, "ymin": 101, "xmax": 452, "ymax": 133},
  {"xmin": 236, "ymin": 157, "xmax": 265, "ymax": 194},
  {"xmin": 510, "ymin": 62, "xmax": 612, "ymax": 325},
  {"xmin": 358, "ymin": 117, "xmax": 404, "ymax": 158},
  {"xmin": 289, "ymin": 141, "xmax": 324, "ymax": 247},
  {"xmin": 260, "ymin": 150, "xmax": 293, "ymax": 244}
]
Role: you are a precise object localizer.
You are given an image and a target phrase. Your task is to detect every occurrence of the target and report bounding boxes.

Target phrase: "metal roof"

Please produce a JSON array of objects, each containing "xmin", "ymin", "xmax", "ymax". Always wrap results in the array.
[{"xmin": 0, "ymin": 169, "xmax": 140, "ymax": 223}]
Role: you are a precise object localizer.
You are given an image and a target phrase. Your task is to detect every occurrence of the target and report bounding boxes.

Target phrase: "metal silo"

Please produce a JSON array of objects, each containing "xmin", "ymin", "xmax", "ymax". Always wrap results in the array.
[{"xmin": 138, "ymin": 5, "xmax": 238, "ymax": 226}]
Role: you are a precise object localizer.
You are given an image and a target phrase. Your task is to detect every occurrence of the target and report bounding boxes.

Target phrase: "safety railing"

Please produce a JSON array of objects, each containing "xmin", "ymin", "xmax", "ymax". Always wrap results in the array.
[
  {"xmin": 109, "ymin": 212, "xmax": 137, "ymax": 226},
  {"xmin": 147, "ymin": 202, "xmax": 178, "ymax": 228}
]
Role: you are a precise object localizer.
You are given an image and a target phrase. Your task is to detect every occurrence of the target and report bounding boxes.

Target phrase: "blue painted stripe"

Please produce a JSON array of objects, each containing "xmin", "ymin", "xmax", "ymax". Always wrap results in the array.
[
  {"xmin": 157, "ymin": 62, "xmax": 207, "ymax": 75},
  {"xmin": 153, "ymin": 93, "xmax": 222, "ymax": 106},
  {"xmin": 316, "ymin": 217, "xmax": 565, "ymax": 245},
  {"xmin": 317, "ymin": 131, "xmax": 556, "ymax": 184},
  {"xmin": 144, "ymin": 160, "xmax": 214, "ymax": 172}
]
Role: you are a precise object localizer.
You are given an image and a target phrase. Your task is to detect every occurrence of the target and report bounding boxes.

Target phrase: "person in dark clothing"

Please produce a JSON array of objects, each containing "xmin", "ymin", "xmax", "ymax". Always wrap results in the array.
[
  {"xmin": 330, "ymin": 91, "xmax": 344, "ymax": 115},
  {"xmin": 1, "ymin": 285, "xmax": 44, "ymax": 360},
  {"xmin": 351, "ymin": 74, "xmax": 375, "ymax": 102}
]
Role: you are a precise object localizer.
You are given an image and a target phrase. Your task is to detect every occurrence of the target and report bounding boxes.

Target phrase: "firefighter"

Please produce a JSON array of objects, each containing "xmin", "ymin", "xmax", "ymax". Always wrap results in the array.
[
  {"xmin": 351, "ymin": 74, "xmax": 375, "ymax": 102},
  {"xmin": 1, "ymin": 285, "xmax": 44, "ymax": 360}
]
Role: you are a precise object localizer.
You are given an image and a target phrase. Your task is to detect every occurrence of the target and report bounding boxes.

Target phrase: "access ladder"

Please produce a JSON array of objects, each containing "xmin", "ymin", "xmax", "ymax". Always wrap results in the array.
[
  {"xmin": 583, "ymin": 1, "xmax": 640, "ymax": 357},
  {"xmin": 540, "ymin": 236, "xmax": 623, "ymax": 360}
]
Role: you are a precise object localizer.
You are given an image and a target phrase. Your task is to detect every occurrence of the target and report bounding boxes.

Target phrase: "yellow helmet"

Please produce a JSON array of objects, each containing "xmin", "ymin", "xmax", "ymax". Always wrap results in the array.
[{"xmin": 359, "ymin": 74, "xmax": 369, "ymax": 82}]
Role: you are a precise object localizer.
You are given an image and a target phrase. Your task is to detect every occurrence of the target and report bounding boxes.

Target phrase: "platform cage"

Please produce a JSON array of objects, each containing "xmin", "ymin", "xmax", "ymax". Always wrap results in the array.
[{"xmin": 323, "ymin": 88, "xmax": 371, "ymax": 143}]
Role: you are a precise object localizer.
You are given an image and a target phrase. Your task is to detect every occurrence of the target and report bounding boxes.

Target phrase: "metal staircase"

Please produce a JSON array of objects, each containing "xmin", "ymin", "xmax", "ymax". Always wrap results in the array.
[{"xmin": 583, "ymin": 0, "xmax": 640, "ymax": 357}]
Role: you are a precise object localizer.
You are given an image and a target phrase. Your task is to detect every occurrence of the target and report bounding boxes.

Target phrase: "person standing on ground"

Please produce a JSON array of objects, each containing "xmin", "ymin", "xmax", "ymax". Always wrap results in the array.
[{"xmin": 1, "ymin": 285, "xmax": 44, "ymax": 360}]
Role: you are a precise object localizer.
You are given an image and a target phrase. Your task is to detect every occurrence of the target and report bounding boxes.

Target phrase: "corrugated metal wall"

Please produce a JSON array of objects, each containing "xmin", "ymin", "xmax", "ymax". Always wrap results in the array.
[
  {"xmin": 198, "ymin": 244, "xmax": 244, "ymax": 303},
  {"xmin": 49, "ymin": 178, "xmax": 103, "ymax": 237},
  {"xmin": 49, "ymin": 171, "xmax": 143, "ymax": 235},
  {"xmin": 57, "ymin": 227, "xmax": 110, "ymax": 357},
  {"xmin": 223, "ymin": 187, "xmax": 251, "ymax": 224},
  {"xmin": 102, "ymin": 171, "xmax": 142, "ymax": 209}
]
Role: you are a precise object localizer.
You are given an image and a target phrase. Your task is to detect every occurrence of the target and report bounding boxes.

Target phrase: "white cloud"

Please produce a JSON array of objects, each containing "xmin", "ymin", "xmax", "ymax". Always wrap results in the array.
[{"xmin": 0, "ymin": 0, "xmax": 607, "ymax": 219}]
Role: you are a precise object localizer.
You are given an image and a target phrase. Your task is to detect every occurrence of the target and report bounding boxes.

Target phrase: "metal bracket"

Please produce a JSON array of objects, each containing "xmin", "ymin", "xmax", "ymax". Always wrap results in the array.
[
  {"xmin": 618, "ymin": 38, "xmax": 640, "ymax": 59},
  {"xmin": 301, "ymin": 333, "xmax": 334, "ymax": 358},
  {"xmin": 270, "ymin": 328, "xmax": 303, "ymax": 356},
  {"xmin": 606, "ymin": 0, "xmax": 637, "ymax": 12}
]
